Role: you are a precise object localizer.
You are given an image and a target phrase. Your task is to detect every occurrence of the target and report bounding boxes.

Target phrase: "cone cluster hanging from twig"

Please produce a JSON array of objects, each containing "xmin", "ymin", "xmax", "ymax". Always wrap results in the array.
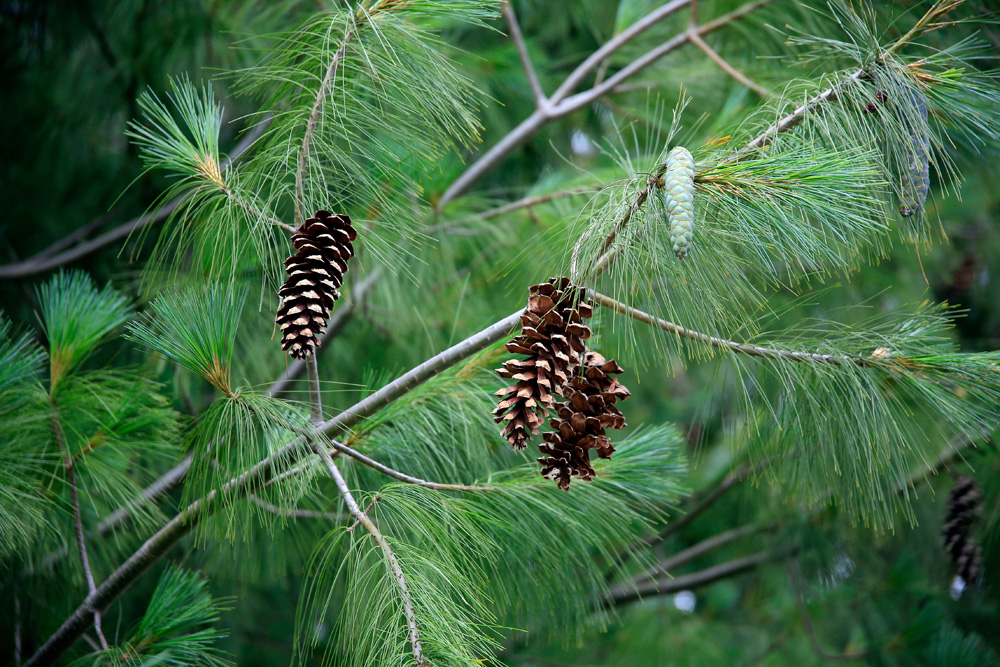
[
  {"xmin": 942, "ymin": 475, "xmax": 983, "ymax": 586},
  {"xmin": 538, "ymin": 351, "xmax": 631, "ymax": 490},
  {"xmin": 276, "ymin": 210, "xmax": 357, "ymax": 359},
  {"xmin": 493, "ymin": 278, "xmax": 592, "ymax": 450},
  {"xmin": 494, "ymin": 278, "xmax": 632, "ymax": 489}
]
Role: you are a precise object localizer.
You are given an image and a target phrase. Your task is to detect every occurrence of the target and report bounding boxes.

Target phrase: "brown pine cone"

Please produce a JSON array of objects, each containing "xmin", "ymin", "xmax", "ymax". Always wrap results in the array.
[
  {"xmin": 493, "ymin": 278, "xmax": 592, "ymax": 450},
  {"xmin": 538, "ymin": 350, "xmax": 630, "ymax": 490},
  {"xmin": 942, "ymin": 475, "xmax": 983, "ymax": 584},
  {"xmin": 276, "ymin": 210, "xmax": 357, "ymax": 359}
]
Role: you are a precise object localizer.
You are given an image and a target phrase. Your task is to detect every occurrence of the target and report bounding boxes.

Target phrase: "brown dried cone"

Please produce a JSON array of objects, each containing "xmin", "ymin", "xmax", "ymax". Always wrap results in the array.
[
  {"xmin": 493, "ymin": 277, "xmax": 593, "ymax": 450},
  {"xmin": 275, "ymin": 210, "xmax": 357, "ymax": 359},
  {"xmin": 942, "ymin": 475, "xmax": 984, "ymax": 585},
  {"xmin": 538, "ymin": 351, "xmax": 630, "ymax": 490}
]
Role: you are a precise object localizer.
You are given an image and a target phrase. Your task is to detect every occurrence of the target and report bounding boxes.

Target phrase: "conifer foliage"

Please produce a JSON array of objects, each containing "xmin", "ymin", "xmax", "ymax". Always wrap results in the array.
[{"xmin": 276, "ymin": 210, "xmax": 358, "ymax": 359}]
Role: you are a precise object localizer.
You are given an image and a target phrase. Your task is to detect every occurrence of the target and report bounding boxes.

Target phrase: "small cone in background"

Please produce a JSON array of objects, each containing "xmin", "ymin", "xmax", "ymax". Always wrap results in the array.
[
  {"xmin": 538, "ymin": 350, "xmax": 630, "ymax": 490},
  {"xmin": 493, "ymin": 277, "xmax": 592, "ymax": 450},
  {"xmin": 276, "ymin": 210, "xmax": 357, "ymax": 359},
  {"xmin": 942, "ymin": 475, "xmax": 984, "ymax": 586}
]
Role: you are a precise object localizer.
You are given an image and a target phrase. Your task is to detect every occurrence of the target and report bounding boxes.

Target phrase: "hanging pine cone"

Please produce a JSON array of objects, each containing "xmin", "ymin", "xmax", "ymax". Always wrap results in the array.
[
  {"xmin": 493, "ymin": 278, "xmax": 592, "ymax": 450},
  {"xmin": 898, "ymin": 88, "xmax": 930, "ymax": 217},
  {"xmin": 275, "ymin": 210, "xmax": 357, "ymax": 359},
  {"xmin": 538, "ymin": 350, "xmax": 630, "ymax": 490},
  {"xmin": 942, "ymin": 475, "xmax": 983, "ymax": 585},
  {"xmin": 665, "ymin": 146, "xmax": 696, "ymax": 259}
]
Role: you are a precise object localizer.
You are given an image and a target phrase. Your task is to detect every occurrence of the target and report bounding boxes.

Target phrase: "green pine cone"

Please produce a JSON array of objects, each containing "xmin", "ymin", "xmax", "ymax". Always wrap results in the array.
[{"xmin": 665, "ymin": 146, "xmax": 695, "ymax": 259}]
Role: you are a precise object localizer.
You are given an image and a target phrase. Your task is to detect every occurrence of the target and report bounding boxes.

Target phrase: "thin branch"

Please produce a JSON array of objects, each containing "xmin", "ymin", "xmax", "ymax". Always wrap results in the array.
[
  {"xmin": 249, "ymin": 494, "xmax": 347, "ymax": 521},
  {"xmin": 605, "ymin": 548, "xmax": 789, "ymax": 606},
  {"xmin": 25, "ymin": 308, "xmax": 522, "ymax": 667},
  {"xmin": 327, "ymin": 437, "xmax": 494, "ymax": 492},
  {"xmin": 688, "ymin": 28, "xmax": 769, "ymax": 97},
  {"xmin": 0, "ymin": 120, "xmax": 268, "ymax": 280},
  {"xmin": 786, "ymin": 562, "xmax": 871, "ymax": 662},
  {"xmin": 50, "ymin": 409, "xmax": 108, "ymax": 650},
  {"xmin": 502, "ymin": 1, "xmax": 548, "ymax": 110},
  {"xmin": 295, "ymin": 20, "xmax": 358, "ymax": 225},
  {"xmin": 635, "ymin": 521, "xmax": 779, "ymax": 584},
  {"xmin": 437, "ymin": 0, "xmax": 770, "ymax": 210},
  {"xmin": 591, "ymin": 291, "xmax": 869, "ymax": 367},
  {"xmin": 309, "ymin": 441, "xmax": 426, "ymax": 664}
]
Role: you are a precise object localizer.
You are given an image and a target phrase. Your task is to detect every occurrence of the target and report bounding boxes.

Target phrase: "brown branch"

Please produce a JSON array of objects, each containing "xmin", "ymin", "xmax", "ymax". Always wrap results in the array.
[
  {"xmin": 0, "ymin": 120, "xmax": 268, "ymax": 280},
  {"xmin": 605, "ymin": 548, "xmax": 790, "ymax": 607},
  {"xmin": 438, "ymin": 0, "xmax": 772, "ymax": 209},
  {"xmin": 502, "ymin": 1, "xmax": 548, "ymax": 110},
  {"xmin": 688, "ymin": 27, "xmax": 769, "ymax": 97}
]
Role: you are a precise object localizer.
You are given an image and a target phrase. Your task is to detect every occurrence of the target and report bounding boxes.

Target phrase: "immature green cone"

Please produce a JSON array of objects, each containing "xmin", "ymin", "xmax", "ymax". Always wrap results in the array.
[
  {"xmin": 493, "ymin": 278, "xmax": 592, "ymax": 450},
  {"xmin": 538, "ymin": 351, "xmax": 630, "ymax": 490},
  {"xmin": 276, "ymin": 210, "xmax": 357, "ymax": 359},
  {"xmin": 665, "ymin": 146, "xmax": 695, "ymax": 259},
  {"xmin": 942, "ymin": 475, "xmax": 983, "ymax": 585},
  {"xmin": 898, "ymin": 89, "xmax": 930, "ymax": 217}
]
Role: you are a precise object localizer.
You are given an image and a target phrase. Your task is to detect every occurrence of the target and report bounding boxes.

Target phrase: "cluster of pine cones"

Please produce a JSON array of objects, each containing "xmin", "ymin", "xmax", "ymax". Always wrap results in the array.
[{"xmin": 493, "ymin": 277, "xmax": 630, "ymax": 489}]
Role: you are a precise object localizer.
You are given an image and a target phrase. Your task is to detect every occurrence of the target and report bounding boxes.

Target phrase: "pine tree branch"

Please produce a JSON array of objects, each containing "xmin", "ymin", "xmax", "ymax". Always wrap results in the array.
[
  {"xmin": 50, "ymin": 407, "xmax": 108, "ymax": 650},
  {"xmin": 501, "ymin": 1, "xmax": 548, "ymax": 111},
  {"xmin": 0, "ymin": 120, "xmax": 267, "ymax": 280},
  {"xmin": 590, "ymin": 291, "xmax": 870, "ymax": 367},
  {"xmin": 326, "ymin": 437, "xmax": 494, "ymax": 492},
  {"xmin": 304, "ymin": 354, "xmax": 425, "ymax": 665},
  {"xmin": 295, "ymin": 21, "xmax": 357, "ymax": 226},
  {"xmin": 309, "ymin": 440, "xmax": 427, "ymax": 665},
  {"xmin": 687, "ymin": 0, "xmax": 769, "ymax": 98},
  {"xmin": 635, "ymin": 520, "xmax": 779, "ymax": 585},
  {"xmin": 248, "ymin": 494, "xmax": 347, "ymax": 521},
  {"xmin": 604, "ymin": 548, "xmax": 791, "ymax": 607},
  {"xmin": 25, "ymin": 308, "xmax": 522, "ymax": 667},
  {"xmin": 437, "ymin": 0, "xmax": 771, "ymax": 210}
]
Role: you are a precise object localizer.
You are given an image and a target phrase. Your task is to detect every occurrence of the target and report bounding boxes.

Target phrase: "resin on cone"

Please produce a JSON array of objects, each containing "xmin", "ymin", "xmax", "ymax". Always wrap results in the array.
[{"xmin": 276, "ymin": 210, "xmax": 357, "ymax": 359}]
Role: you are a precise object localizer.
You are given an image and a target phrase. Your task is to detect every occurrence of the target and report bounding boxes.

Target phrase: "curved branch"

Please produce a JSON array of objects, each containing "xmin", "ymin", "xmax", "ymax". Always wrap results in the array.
[{"xmin": 327, "ymin": 437, "xmax": 494, "ymax": 492}]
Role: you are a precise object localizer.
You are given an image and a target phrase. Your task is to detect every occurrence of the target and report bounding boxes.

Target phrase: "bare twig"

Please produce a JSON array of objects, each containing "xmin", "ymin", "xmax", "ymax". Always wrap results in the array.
[
  {"xmin": 438, "ymin": 0, "xmax": 772, "ymax": 209},
  {"xmin": 295, "ymin": 22, "xmax": 357, "ymax": 226},
  {"xmin": 25, "ymin": 308, "xmax": 521, "ymax": 666},
  {"xmin": 605, "ymin": 548, "xmax": 789, "ymax": 606},
  {"xmin": 310, "ymin": 441, "xmax": 426, "ymax": 664},
  {"xmin": 0, "ymin": 120, "xmax": 268, "ymax": 280},
  {"xmin": 249, "ymin": 494, "xmax": 347, "ymax": 522},
  {"xmin": 327, "ymin": 437, "xmax": 494, "ymax": 492},
  {"xmin": 635, "ymin": 521, "xmax": 779, "ymax": 584},
  {"xmin": 689, "ymin": 32, "xmax": 768, "ymax": 97},
  {"xmin": 346, "ymin": 494, "xmax": 379, "ymax": 532},
  {"xmin": 50, "ymin": 409, "xmax": 108, "ymax": 650},
  {"xmin": 502, "ymin": 1, "xmax": 548, "ymax": 110},
  {"xmin": 591, "ymin": 291, "xmax": 870, "ymax": 367}
]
